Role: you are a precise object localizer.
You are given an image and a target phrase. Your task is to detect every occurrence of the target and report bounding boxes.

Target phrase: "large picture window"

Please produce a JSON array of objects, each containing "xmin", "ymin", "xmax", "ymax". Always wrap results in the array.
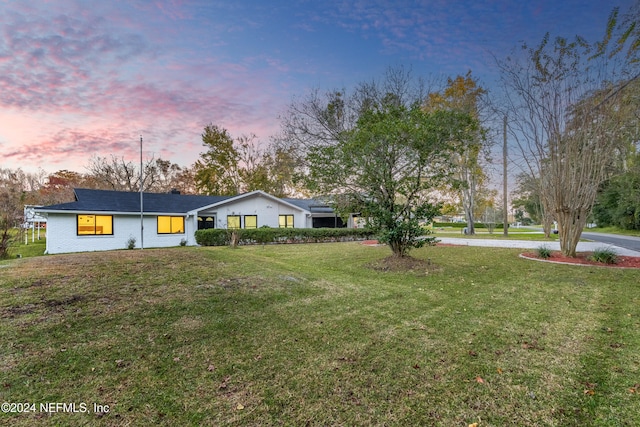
[
  {"xmin": 227, "ymin": 215, "xmax": 241, "ymax": 229},
  {"xmin": 157, "ymin": 216, "xmax": 185, "ymax": 234},
  {"xmin": 77, "ymin": 215, "xmax": 113, "ymax": 235},
  {"xmin": 244, "ymin": 215, "xmax": 257, "ymax": 229},
  {"xmin": 279, "ymin": 214, "xmax": 294, "ymax": 228}
]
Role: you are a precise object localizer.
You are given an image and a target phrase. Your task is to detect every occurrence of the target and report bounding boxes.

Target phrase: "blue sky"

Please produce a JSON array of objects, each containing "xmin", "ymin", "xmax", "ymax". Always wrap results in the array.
[{"xmin": 0, "ymin": 0, "xmax": 633, "ymax": 174}]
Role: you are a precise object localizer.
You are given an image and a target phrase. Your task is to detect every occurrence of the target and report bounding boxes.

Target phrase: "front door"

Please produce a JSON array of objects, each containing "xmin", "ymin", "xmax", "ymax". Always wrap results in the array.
[{"xmin": 197, "ymin": 216, "xmax": 216, "ymax": 230}]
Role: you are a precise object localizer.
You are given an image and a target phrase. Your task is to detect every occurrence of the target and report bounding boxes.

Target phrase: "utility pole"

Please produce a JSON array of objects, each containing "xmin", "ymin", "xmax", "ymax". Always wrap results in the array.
[
  {"xmin": 503, "ymin": 115, "xmax": 509, "ymax": 237},
  {"xmin": 140, "ymin": 135, "xmax": 144, "ymax": 250}
]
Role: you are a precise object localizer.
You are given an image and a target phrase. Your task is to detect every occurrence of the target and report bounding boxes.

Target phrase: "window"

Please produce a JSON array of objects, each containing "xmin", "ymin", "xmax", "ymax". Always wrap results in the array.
[
  {"xmin": 312, "ymin": 216, "xmax": 347, "ymax": 228},
  {"xmin": 77, "ymin": 215, "xmax": 113, "ymax": 235},
  {"xmin": 244, "ymin": 215, "xmax": 257, "ymax": 229},
  {"xmin": 157, "ymin": 216, "xmax": 185, "ymax": 234},
  {"xmin": 279, "ymin": 214, "xmax": 294, "ymax": 228},
  {"xmin": 197, "ymin": 216, "xmax": 215, "ymax": 230},
  {"xmin": 227, "ymin": 215, "xmax": 241, "ymax": 229}
]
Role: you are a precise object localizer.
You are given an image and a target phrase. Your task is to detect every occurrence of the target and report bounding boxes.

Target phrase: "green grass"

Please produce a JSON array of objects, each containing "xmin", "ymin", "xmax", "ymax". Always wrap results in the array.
[
  {"xmin": 4, "ymin": 229, "xmax": 47, "ymax": 259},
  {"xmin": 1, "ymin": 243, "xmax": 639, "ymax": 426}
]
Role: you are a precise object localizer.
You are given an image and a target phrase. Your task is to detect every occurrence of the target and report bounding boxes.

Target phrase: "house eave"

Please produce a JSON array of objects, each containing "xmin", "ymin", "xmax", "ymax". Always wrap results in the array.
[
  {"xmin": 35, "ymin": 209, "xmax": 189, "ymax": 216},
  {"xmin": 193, "ymin": 190, "xmax": 311, "ymax": 214}
]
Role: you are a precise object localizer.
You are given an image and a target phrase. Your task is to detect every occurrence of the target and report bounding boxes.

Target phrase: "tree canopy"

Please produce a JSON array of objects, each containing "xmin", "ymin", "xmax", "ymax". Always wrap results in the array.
[
  {"xmin": 194, "ymin": 124, "xmax": 241, "ymax": 196},
  {"xmin": 423, "ymin": 71, "xmax": 489, "ymax": 235},
  {"xmin": 283, "ymin": 68, "xmax": 478, "ymax": 257},
  {"xmin": 593, "ymin": 153, "xmax": 640, "ymax": 230},
  {"xmin": 194, "ymin": 124, "xmax": 300, "ymax": 197},
  {"xmin": 498, "ymin": 5, "xmax": 640, "ymax": 257}
]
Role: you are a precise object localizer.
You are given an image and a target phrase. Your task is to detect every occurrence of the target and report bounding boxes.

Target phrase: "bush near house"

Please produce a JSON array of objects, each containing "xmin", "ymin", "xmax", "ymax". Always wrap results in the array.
[
  {"xmin": 195, "ymin": 227, "xmax": 376, "ymax": 246},
  {"xmin": 433, "ymin": 222, "xmax": 508, "ymax": 229}
]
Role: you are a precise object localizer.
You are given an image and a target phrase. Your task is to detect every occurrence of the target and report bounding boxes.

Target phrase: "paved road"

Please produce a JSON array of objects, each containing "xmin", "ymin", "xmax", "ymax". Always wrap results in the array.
[{"xmin": 581, "ymin": 231, "xmax": 640, "ymax": 254}]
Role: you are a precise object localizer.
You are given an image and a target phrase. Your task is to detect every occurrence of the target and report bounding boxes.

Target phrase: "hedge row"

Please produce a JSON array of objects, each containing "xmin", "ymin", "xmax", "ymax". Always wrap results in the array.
[
  {"xmin": 195, "ymin": 228, "xmax": 377, "ymax": 246},
  {"xmin": 433, "ymin": 222, "xmax": 508, "ymax": 229}
]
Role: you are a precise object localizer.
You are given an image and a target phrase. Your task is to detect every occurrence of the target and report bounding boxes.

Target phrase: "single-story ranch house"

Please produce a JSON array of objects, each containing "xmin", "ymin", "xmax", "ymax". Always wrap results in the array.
[{"xmin": 35, "ymin": 188, "xmax": 355, "ymax": 254}]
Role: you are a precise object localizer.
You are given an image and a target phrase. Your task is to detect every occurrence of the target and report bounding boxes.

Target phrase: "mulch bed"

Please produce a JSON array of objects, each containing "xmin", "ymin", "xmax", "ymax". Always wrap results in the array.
[
  {"xmin": 520, "ymin": 251, "xmax": 640, "ymax": 268},
  {"xmin": 361, "ymin": 241, "xmax": 441, "ymax": 273},
  {"xmin": 366, "ymin": 255, "xmax": 441, "ymax": 274}
]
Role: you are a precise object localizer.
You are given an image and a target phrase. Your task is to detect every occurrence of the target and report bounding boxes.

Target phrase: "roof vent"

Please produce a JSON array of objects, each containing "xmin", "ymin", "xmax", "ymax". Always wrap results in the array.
[{"xmin": 170, "ymin": 188, "xmax": 180, "ymax": 195}]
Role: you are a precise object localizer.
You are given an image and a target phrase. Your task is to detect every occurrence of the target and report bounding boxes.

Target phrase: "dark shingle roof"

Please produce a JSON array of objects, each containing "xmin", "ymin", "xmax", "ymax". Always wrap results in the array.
[
  {"xmin": 39, "ymin": 188, "xmax": 231, "ymax": 214},
  {"xmin": 37, "ymin": 188, "xmax": 336, "ymax": 215}
]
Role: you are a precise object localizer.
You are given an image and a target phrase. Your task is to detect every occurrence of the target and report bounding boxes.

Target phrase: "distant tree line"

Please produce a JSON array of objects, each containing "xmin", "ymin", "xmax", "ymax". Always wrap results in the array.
[{"xmin": 591, "ymin": 152, "xmax": 640, "ymax": 230}]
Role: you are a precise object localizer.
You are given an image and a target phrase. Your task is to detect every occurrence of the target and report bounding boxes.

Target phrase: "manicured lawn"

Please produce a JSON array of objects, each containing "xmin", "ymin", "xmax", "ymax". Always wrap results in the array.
[{"xmin": 1, "ymin": 243, "xmax": 639, "ymax": 426}]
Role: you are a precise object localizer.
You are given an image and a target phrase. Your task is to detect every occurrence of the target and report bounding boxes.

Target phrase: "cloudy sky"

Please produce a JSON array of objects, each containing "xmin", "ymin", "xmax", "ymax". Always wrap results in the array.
[{"xmin": 0, "ymin": 0, "xmax": 633, "ymax": 174}]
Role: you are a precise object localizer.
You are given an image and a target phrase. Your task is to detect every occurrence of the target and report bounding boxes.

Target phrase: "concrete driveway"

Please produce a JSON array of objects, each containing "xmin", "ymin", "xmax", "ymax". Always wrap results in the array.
[{"xmin": 436, "ymin": 236, "xmax": 640, "ymax": 257}]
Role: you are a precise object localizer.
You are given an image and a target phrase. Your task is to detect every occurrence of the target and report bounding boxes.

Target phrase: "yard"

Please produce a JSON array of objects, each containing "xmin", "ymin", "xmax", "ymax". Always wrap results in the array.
[{"xmin": 1, "ymin": 242, "xmax": 639, "ymax": 426}]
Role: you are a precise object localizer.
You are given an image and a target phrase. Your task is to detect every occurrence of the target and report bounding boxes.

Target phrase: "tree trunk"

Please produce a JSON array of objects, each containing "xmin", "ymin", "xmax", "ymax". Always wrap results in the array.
[
  {"xmin": 542, "ymin": 213, "xmax": 553, "ymax": 239},
  {"xmin": 229, "ymin": 230, "xmax": 239, "ymax": 248},
  {"xmin": 464, "ymin": 205, "xmax": 475, "ymax": 235},
  {"xmin": 556, "ymin": 209, "xmax": 587, "ymax": 257},
  {"xmin": 539, "ymin": 183, "xmax": 554, "ymax": 239},
  {"xmin": 389, "ymin": 240, "xmax": 406, "ymax": 258},
  {"xmin": 461, "ymin": 170, "xmax": 476, "ymax": 235}
]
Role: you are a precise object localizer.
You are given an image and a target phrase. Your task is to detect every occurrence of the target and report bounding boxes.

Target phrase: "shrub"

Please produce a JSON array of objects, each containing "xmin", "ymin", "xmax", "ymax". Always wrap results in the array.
[
  {"xmin": 433, "ymin": 222, "xmax": 508, "ymax": 229},
  {"xmin": 194, "ymin": 228, "xmax": 376, "ymax": 247},
  {"xmin": 536, "ymin": 245, "xmax": 552, "ymax": 259},
  {"xmin": 590, "ymin": 247, "xmax": 618, "ymax": 264},
  {"xmin": 126, "ymin": 236, "xmax": 136, "ymax": 250}
]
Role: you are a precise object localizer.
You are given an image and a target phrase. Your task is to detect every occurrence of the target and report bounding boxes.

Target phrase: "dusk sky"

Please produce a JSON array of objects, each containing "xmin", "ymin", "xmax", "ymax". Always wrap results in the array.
[{"xmin": 0, "ymin": 0, "xmax": 634, "ymax": 175}]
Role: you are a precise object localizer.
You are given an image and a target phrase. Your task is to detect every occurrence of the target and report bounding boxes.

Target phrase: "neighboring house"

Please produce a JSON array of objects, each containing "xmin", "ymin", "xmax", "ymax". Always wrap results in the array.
[{"xmin": 35, "ymin": 188, "xmax": 352, "ymax": 254}]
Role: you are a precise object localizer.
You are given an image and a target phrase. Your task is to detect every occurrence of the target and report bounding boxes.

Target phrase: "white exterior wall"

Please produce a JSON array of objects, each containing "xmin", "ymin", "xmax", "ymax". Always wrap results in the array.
[
  {"xmin": 198, "ymin": 195, "xmax": 308, "ymax": 229},
  {"xmin": 303, "ymin": 215, "xmax": 313, "ymax": 228},
  {"xmin": 45, "ymin": 213, "xmax": 192, "ymax": 255},
  {"xmin": 42, "ymin": 192, "xmax": 314, "ymax": 254}
]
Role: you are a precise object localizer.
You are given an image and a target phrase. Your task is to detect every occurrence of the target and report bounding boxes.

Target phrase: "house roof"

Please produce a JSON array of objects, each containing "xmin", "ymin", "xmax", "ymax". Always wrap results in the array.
[
  {"xmin": 37, "ymin": 188, "xmax": 232, "ymax": 214},
  {"xmin": 35, "ymin": 188, "xmax": 335, "ymax": 215},
  {"xmin": 282, "ymin": 198, "xmax": 334, "ymax": 214}
]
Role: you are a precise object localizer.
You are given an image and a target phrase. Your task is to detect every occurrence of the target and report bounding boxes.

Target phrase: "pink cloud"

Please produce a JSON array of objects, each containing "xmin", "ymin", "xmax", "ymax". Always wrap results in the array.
[
  {"xmin": 11, "ymin": 0, "xmax": 614, "ymax": 178},
  {"xmin": 0, "ymin": 1, "xmax": 291, "ymax": 173},
  {"xmin": 152, "ymin": 0, "xmax": 192, "ymax": 21},
  {"xmin": 0, "ymin": 7, "xmax": 150, "ymax": 112}
]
